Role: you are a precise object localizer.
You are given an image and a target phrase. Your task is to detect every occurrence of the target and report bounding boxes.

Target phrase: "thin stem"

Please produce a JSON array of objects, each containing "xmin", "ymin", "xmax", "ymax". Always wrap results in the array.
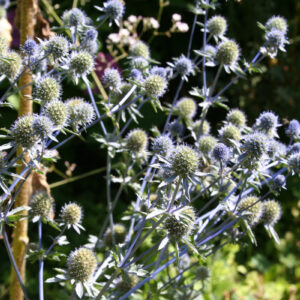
[
  {"xmin": 38, "ymin": 221, "xmax": 44, "ymax": 300},
  {"xmin": 106, "ymin": 153, "xmax": 115, "ymax": 245}
]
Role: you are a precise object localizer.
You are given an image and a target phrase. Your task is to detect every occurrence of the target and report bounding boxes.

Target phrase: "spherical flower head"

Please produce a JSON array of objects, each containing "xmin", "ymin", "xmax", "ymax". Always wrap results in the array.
[
  {"xmin": 23, "ymin": 39, "xmax": 38, "ymax": 56},
  {"xmin": 11, "ymin": 115, "xmax": 38, "ymax": 149},
  {"xmin": 261, "ymin": 200, "xmax": 281, "ymax": 225},
  {"xmin": 60, "ymin": 203, "xmax": 82, "ymax": 226},
  {"xmin": 175, "ymin": 97, "xmax": 197, "ymax": 119},
  {"xmin": 44, "ymin": 100, "xmax": 68, "ymax": 128},
  {"xmin": 33, "ymin": 76, "xmax": 61, "ymax": 102},
  {"xmin": 288, "ymin": 153, "xmax": 300, "ymax": 173},
  {"xmin": 130, "ymin": 41, "xmax": 150, "ymax": 59},
  {"xmin": 170, "ymin": 145, "xmax": 199, "ymax": 177},
  {"xmin": 226, "ymin": 108, "xmax": 246, "ymax": 128},
  {"xmin": 255, "ymin": 111, "xmax": 280, "ymax": 136},
  {"xmin": 173, "ymin": 55, "xmax": 193, "ymax": 77},
  {"xmin": 67, "ymin": 98, "xmax": 95, "ymax": 129},
  {"xmin": 129, "ymin": 68, "xmax": 143, "ymax": 80},
  {"xmin": 273, "ymin": 174, "xmax": 286, "ymax": 189},
  {"xmin": 265, "ymin": 29, "xmax": 286, "ymax": 49},
  {"xmin": 150, "ymin": 66, "xmax": 168, "ymax": 78},
  {"xmin": 102, "ymin": 68, "xmax": 122, "ymax": 90},
  {"xmin": 0, "ymin": 36, "xmax": 8, "ymax": 56},
  {"xmin": 286, "ymin": 119, "xmax": 300, "ymax": 140},
  {"xmin": 216, "ymin": 40, "xmax": 240, "ymax": 66},
  {"xmin": 45, "ymin": 36, "xmax": 69, "ymax": 60},
  {"xmin": 212, "ymin": 143, "xmax": 230, "ymax": 163},
  {"xmin": 152, "ymin": 135, "xmax": 174, "ymax": 157},
  {"xmin": 289, "ymin": 142, "xmax": 300, "ymax": 155},
  {"xmin": 165, "ymin": 215, "xmax": 192, "ymax": 239},
  {"xmin": 0, "ymin": 51, "xmax": 22, "ymax": 80},
  {"xmin": 30, "ymin": 191, "xmax": 53, "ymax": 219},
  {"xmin": 192, "ymin": 120, "xmax": 211, "ymax": 136},
  {"xmin": 126, "ymin": 129, "xmax": 148, "ymax": 153},
  {"xmin": 67, "ymin": 247, "xmax": 97, "ymax": 282},
  {"xmin": 265, "ymin": 16, "xmax": 288, "ymax": 34},
  {"xmin": 85, "ymin": 29, "xmax": 98, "ymax": 41},
  {"xmin": 236, "ymin": 196, "xmax": 263, "ymax": 225},
  {"xmin": 168, "ymin": 120, "xmax": 184, "ymax": 137},
  {"xmin": 68, "ymin": 8, "xmax": 86, "ymax": 27},
  {"xmin": 144, "ymin": 74, "xmax": 167, "ymax": 98},
  {"xmin": 104, "ymin": 223, "xmax": 126, "ymax": 247},
  {"xmin": 207, "ymin": 15, "xmax": 227, "ymax": 37},
  {"xmin": 196, "ymin": 266, "xmax": 210, "ymax": 281},
  {"xmin": 242, "ymin": 132, "xmax": 268, "ymax": 159},
  {"xmin": 33, "ymin": 115, "xmax": 54, "ymax": 140},
  {"xmin": 220, "ymin": 124, "xmax": 241, "ymax": 146},
  {"xmin": 111, "ymin": 83, "xmax": 136, "ymax": 104},
  {"xmin": 103, "ymin": 0, "xmax": 125, "ymax": 22},
  {"xmin": 267, "ymin": 140, "xmax": 285, "ymax": 159},
  {"xmin": 116, "ymin": 274, "xmax": 139, "ymax": 294},
  {"xmin": 198, "ymin": 135, "xmax": 217, "ymax": 156},
  {"xmin": 69, "ymin": 51, "xmax": 94, "ymax": 78},
  {"xmin": 131, "ymin": 57, "xmax": 149, "ymax": 70}
]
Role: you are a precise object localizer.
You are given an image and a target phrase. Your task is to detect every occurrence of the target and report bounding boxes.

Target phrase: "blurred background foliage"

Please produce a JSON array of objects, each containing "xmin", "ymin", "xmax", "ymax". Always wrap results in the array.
[{"xmin": 0, "ymin": 0, "xmax": 299, "ymax": 299}]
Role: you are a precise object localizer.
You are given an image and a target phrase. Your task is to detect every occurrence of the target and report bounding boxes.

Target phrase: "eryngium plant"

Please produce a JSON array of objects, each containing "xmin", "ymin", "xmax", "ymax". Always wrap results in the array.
[{"xmin": 0, "ymin": 0, "xmax": 297, "ymax": 299}]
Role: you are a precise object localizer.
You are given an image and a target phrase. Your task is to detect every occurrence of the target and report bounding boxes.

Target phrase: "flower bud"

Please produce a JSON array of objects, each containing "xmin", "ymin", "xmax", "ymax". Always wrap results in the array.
[
  {"xmin": 175, "ymin": 97, "xmax": 197, "ymax": 119},
  {"xmin": 261, "ymin": 200, "xmax": 281, "ymax": 225},
  {"xmin": 60, "ymin": 203, "xmax": 82, "ymax": 226},
  {"xmin": 207, "ymin": 15, "xmax": 227, "ymax": 36},
  {"xmin": 144, "ymin": 74, "xmax": 167, "ymax": 98},
  {"xmin": 125, "ymin": 129, "xmax": 148, "ymax": 153},
  {"xmin": 44, "ymin": 100, "xmax": 68, "ymax": 128},
  {"xmin": 130, "ymin": 41, "xmax": 150, "ymax": 59},
  {"xmin": 216, "ymin": 40, "xmax": 239, "ymax": 66},
  {"xmin": 104, "ymin": 223, "xmax": 126, "ymax": 247},
  {"xmin": 33, "ymin": 76, "xmax": 61, "ymax": 102},
  {"xmin": 30, "ymin": 191, "xmax": 53, "ymax": 219},
  {"xmin": 67, "ymin": 247, "xmax": 97, "ymax": 282},
  {"xmin": 170, "ymin": 145, "xmax": 199, "ymax": 177},
  {"xmin": 226, "ymin": 109, "xmax": 246, "ymax": 128},
  {"xmin": 236, "ymin": 196, "xmax": 263, "ymax": 225}
]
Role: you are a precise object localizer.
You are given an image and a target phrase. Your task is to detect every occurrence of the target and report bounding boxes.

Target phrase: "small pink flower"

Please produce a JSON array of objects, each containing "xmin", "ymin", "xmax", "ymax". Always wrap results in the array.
[{"xmin": 172, "ymin": 13, "xmax": 182, "ymax": 22}]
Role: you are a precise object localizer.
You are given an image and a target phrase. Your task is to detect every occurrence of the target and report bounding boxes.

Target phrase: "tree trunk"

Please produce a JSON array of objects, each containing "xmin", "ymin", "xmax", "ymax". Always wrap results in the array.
[{"xmin": 9, "ymin": 1, "xmax": 37, "ymax": 299}]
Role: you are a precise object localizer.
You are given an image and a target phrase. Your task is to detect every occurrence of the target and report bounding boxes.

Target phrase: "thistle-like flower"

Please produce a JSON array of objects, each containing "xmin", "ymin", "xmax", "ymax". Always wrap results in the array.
[
  {"xmin": 44, "ymin": 35, "xmax": 69, "ymax": 60},
  {"xmin": 212, "ymin": 143, "xmax": 230, "ymax": 163},
  {"xmin": 102, "ymin": 68, "xmax": 122, "ymax": 91},
  {"xmin": 273, "ymin": 174, "xmax": 286, "ymax": 190},
  {"xmin": 68, "ymin": 51, "xmax": 94, "ymax": 82},
  {"xmin": 196, "ymin": 266, "xmax": 210, "ymax": 281},
  {"xmin": 104, "ymin": 223, "xmax": 127, "ymax": 247},
  {"xmin": 226, "ymin": 108, "xmax": 246, "ymax": 128},
  {"xmin": 168, "ymin": 120, "xmax": 184, "ymax": 137},
  {"xmin": 286, "ymin": 119, "xmax": 300, "ymax": 140},
  {"xmin": 0, "ymin": 51, "xmax": 22, "ymax": 80},
  {"xmin": 67, "ymin": 247, "xmax": 97, "ymax": 282},
  {"xmin": 67, "ymin": 98, "xmax": 95, "ymax": 130},
  {"xmin": 265, "ymin": 16, "xmax": 288, "ymax": 34},
  {"xmin": 62, "ymin": 8, "xmax": 86, "ymax": 27},
  {"xmin": 219, "ymin": 124, "xmax": 241, "ymax": 146},
  {"xmin": 130, "ymin": 57, "xmax": 149, "ymax": 70},
  {"xmin": 23, "ymin": 39, "xmax": 38, "ymax": 56},
  {"xmin": 236, "ymin": 196, "xmax": 263, "ymax": 225},
  {"xmin": 198, "ymin": 135, "xmax": 217, "ymax": 156},
  {"xmin": 11, "ymin": 115, "xmax": 38, "ymax": 149},
  {"xmin": 30, "ymin": 191, "xmax": 53, "ymax": 221},
  {"xmin": 144, "ymin": 74, "xmax": 167, "ymax": 98},
  {"xmin": 207, "ymin": 15, "xmax": 227, "ymax": 37},
  {"xmin": 130, "ymin": 41, "xmax": 150, "ymax": 59},
  {"xmin": 254, "ymin": 111, "xmax": 280, "ymax": 137},
  {"xmin": 192, "ymin": 120, "xmax": 211, "ymax": 136},
  {"xmin": 96, "ymin": 0, "xmax": 125, "ymax": 26},
  {"xmin": 289, "ymin": 143, "xmax": 300, "ymax": 155},
  {"xmin": 33, "ymin": 76, "xmax": 61, "ymax": 102},
  {"xmin": 125, "ymin": 129, "xmax": 148, "ymax": 153},
  {"xmin": 261, "ymin": 200, "xmax": 281, "ymax": 225},
  {"xmin": 242, "ymin": 132, "xmax": 269, "ymax": 159},
  {"xmin": 33, "ymin": 115, "xmax": 54, "ymax": 140},
  {"xmin": 43, "ymin": 100, "xmax": 69, "ymax": 128},
  {"xmin": 152, "ymin": 135, "xmax": 174, "ymax": 157},
  {"xmin": 288, "ymin": 152, "xmax": 300, "ymax": 173},
  {"xmin": 116, "ymin": 274, "xmax": 139, "ymax": 294},
  {"xmin": 216, "ymin": 40, "xmax": 240, "ymax": 67},
  {"xmin": 170, "ymin": 145, "xmax": 199, "ymax": 178},
  {"xmin": 169, "ymin": 55, "xmax": 194, "ymax": 80},
  {"xmin": 174, "ymin": 97, "xmax": 197, "ymax": 119},
  {"xmin": 60, "ymin": 202, "xmax": 84, "ymax": 233}
]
